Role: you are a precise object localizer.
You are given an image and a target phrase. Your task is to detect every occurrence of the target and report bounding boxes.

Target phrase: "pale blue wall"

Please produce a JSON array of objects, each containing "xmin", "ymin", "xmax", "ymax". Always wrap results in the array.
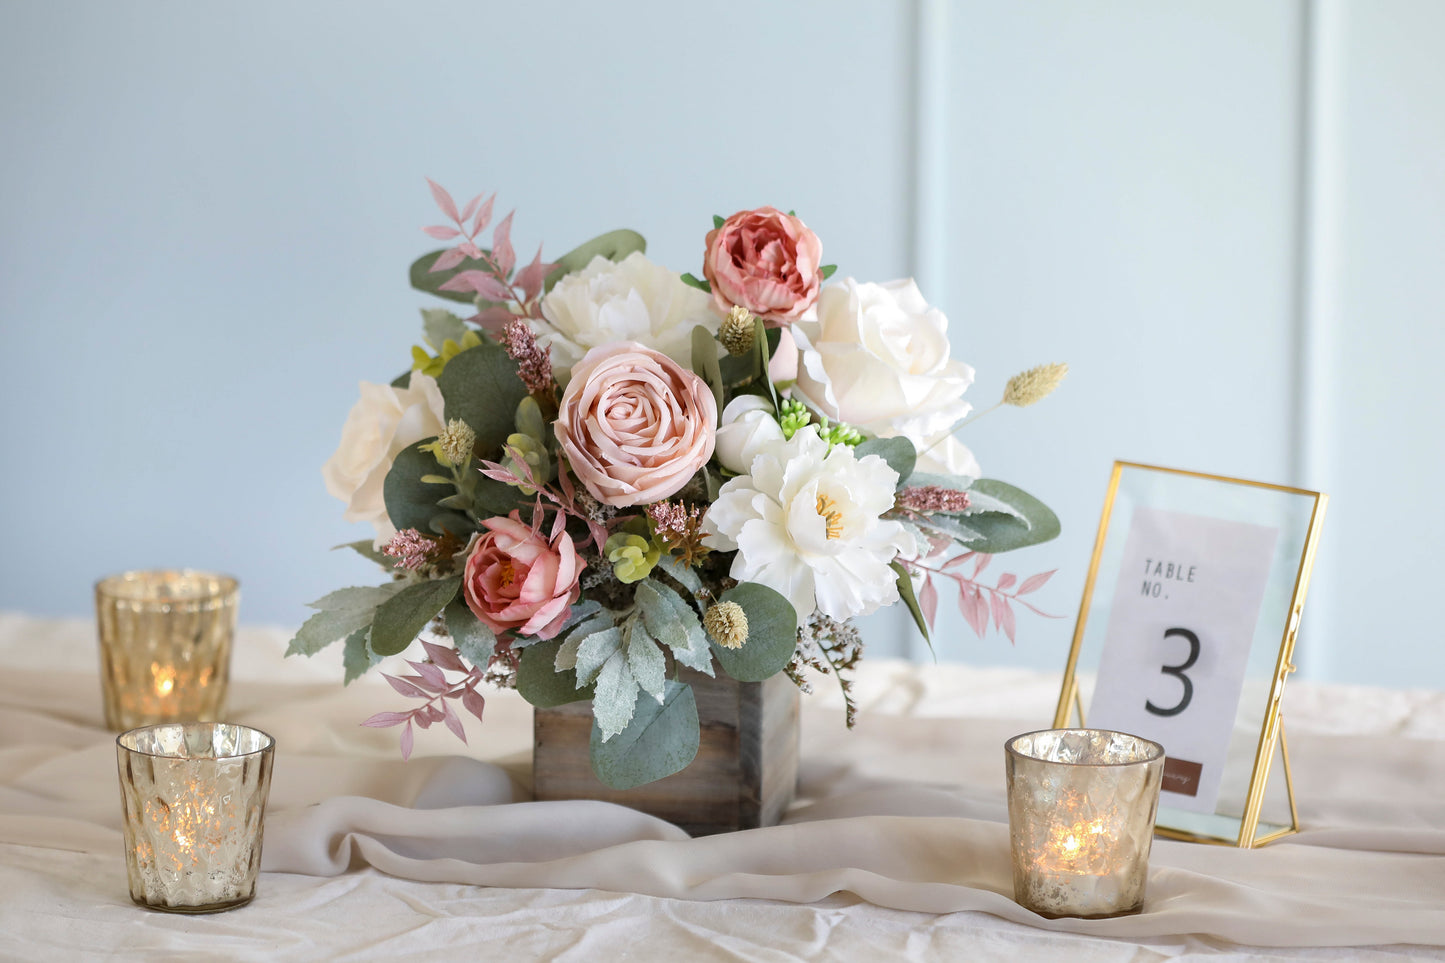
[{"xmin": 3, "ymin": 1, "xmax": 1443, "ymax": 686}]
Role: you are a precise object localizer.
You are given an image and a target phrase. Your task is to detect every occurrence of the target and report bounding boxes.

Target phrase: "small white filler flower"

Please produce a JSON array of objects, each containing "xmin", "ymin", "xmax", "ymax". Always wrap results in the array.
[{"xmin": 701, "ymin": 426, "xmax": 914, "ymax": 628}]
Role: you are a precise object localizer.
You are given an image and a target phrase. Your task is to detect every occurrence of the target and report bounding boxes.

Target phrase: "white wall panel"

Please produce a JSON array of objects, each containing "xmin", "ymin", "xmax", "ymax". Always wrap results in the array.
[
  {"xmin": 933, "ymin": 2, "xmax": 1304, "ymax": 672},
  {"xmin": 1307, "ymin": 0, "xmax": 1445, "ymax": 685}
]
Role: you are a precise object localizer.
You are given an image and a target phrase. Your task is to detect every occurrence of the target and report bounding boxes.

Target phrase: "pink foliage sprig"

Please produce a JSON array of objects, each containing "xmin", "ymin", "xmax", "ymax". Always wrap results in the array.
[
  {"xmin": 900, "ymin": 551, "xmax": 1060, "ymax": 643},
  {"xmin": 423, "ymin": 179, "xmax": 556, "ymax": 334},
  {"xmin": 361, "ymin": 639, "xmax": 487, "ymax": 760},
  {"xmin": 477, "ymin": 446, "xmax": 608, "ymax": 552}
]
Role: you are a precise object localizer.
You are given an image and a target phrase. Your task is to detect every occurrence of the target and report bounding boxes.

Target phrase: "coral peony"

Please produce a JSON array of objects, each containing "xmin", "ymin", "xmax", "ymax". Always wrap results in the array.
[
  {"xmin": 462, "ymin": 513, "xmax": 582, "ymax": 639},
  {"xmin": 703, "ymin": 207, "xmax": 823, "ymax": 322}
]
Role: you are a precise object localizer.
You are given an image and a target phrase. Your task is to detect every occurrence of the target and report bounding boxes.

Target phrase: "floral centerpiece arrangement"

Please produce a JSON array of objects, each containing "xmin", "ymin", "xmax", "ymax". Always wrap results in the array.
[{"xmin": 291, "ymin": 181, "xmax": 1065, "ymax": 789}]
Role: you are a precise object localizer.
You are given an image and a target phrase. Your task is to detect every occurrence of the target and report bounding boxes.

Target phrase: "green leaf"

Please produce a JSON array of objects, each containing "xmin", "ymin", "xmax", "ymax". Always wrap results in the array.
[
  {"xmin": 712, "ymin": 214, "xmax": 725, "ymax": 229},
  {"xmin": 962, "ymin": 479, "xmax": 1062, "ymax": 554},
  {"xmin": 573, "ymin": 626, "xmax": 623, "ymax": 686},
  {"xmin": 437, "ymin": 340, "xmax": 531, "ymax": 456},
  {"xmin": 287, "ymin": 606, "xmax": 374, "ymax": 658},
  {"xmin": 409, "ymin": 248, "xmax": 489, "ymax": 305},
  {"xmin": 691, "ymin": 324, "xmax": 724, "ymax": 414},
  {"xmin": 626, "ymin": 622, "xmax": 667, "ymax": 703},
  {"xmin": 656, "ymin": 555, "xmax": 703, "ymax": 596},
  {"xmin": 382, "ymin": 442, "xmax": 459, "ymax": 534},
  {"xmin": 305, "ymin": 582, "xmax": 407, "ymax": 613},
  {"xmin": 592, "ymin": 648, "xmax": 640, "ymax": 739},
  {"xmin": 369, "ymin": 576, "xmax": 462, "ymax": 657},
  {"xmin": 287, "ymin": 582, "xmax": 408, "ymax": 657},
  {"xmin": 636, "ymin": 580, "xmax": 712, "ymax": 674},
  {"xmin": 589, "ymin": 680, "xmax": 699, "ymax": 789},
  {"xmin": 333, "ymin": 540, "xmax": 397, "ymax": 572},
  {"xmin": 421, "ymin": 308, "xmax": 471, "ymax": 352},
  {"xmin": 820, "ymin": 264, "xmax": 837, "ymax": 280},
  {"xmin": 517, "ymin": 638, "xmax": 593, "ymax": 707},
  {"xmin": 679, "ymin": 272, "xmax": 711, "ymax": 293},
  {"xmin": 710, "ymin": 581, "xmax": 797, "ymax": 682},
  {"xmin": 854, "ymin": 436, "xmax": 916, "ymax": 487},
  {"xmin": 444, "ymin": 599, "xmax": 496, "ymax": 668},
  {"xmin": 905, "ymin": 471, "xmax": 973, "ymax": 492},
  {"xmin": 913, "ymin": 512, "xmax": 984, "ymax": 544},
  {"xmin": 342, "ymin": 628, "xmax": 380, "ymax": 684},
  {"xmin": 543, "ymin": 229, "xmax": 646, "ymax": 293},
  {"xmin": 890, "ymin": 560, "xmax": 934, "ymax": 654}
]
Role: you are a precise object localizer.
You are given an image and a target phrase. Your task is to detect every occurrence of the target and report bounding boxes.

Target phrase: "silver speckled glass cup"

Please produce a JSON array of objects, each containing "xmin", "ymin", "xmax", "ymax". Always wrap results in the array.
[
  {"xmin": 116, "ymin": 722, "xmax": 275, "ymax": 913},
  {"xmin": 1005, "ymin": 728, "xmax": 1165, "ymax": 919}
]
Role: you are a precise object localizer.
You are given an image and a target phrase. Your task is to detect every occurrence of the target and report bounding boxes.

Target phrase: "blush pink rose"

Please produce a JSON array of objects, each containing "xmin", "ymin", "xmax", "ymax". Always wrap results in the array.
[
  {"xmin": 462, "ymin": 513, "xmax": 582, "ymax": 639},
  {"xmin": 554, "ymin": 341, "xmax": 717, "ymax": 507},
  {"xmin": 703, "ymin": 207, "xmax": 823, "ymax": 322}
]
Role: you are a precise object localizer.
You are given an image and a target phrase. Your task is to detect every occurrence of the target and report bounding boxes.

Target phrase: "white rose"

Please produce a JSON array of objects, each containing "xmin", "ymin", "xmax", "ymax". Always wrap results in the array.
[
  {"xmin": 713, "ymin": 395, "xmax": 785, "ymax": 475},
  {"xmin": 322, "ymin": 371, "xmax": 447, "ymax": 546},
  {"xmin": 536, "ymin": 251, "xmax": 719, "ymax": 382},
  {"xmin": 791, "ymin": 278, "xmax": 979, "ymax": 476}
]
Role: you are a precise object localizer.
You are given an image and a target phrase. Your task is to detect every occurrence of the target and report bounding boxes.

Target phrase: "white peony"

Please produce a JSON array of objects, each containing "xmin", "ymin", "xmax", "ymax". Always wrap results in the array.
[
  {"xmin": 713, "ymin": 394, "xmax": 784, "ymax": 475},
  {"xmin": 701, "ymin": 426, "xmax": 914, "ymax": 628},
  {"xmin": 791, "ymin": 277, "xmax": 980, "ymax": 478},
  {"xmin": 536, "ymin": 251, "xmax": 719, "ymax": 381},
  {"xmin": 322, "ymin": 371, "xmax": 447, "ymax": 546}
]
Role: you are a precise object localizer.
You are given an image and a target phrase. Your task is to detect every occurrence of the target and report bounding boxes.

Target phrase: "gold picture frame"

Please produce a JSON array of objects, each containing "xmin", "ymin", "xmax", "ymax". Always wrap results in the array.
[{"xmin": 1054, "ymin": 461, "xmax": 1328, "ymax": 848}]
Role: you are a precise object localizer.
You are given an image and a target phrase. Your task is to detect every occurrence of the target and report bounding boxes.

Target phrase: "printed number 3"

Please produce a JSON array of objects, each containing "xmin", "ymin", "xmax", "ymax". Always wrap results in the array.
[{"xmin": 1145, "ymin": 627, "xmax": 1200, "ymax": 717}]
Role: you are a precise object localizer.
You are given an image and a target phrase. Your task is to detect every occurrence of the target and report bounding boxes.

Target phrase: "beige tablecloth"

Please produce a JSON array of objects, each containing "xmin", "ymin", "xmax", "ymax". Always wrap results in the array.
[{"xmin": 2, "ymin": 612, "xmax": 1443, "ymax": 961}]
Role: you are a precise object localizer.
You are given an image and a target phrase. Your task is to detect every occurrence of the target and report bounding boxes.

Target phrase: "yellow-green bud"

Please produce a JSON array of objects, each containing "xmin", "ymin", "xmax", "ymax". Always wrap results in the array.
[
  {"xmin": 1002, "ymin": 362, "xmax": 1068, "ymax": 407},
  {"xmin": 719, "ymin": 305, "xmax": 755, "ymax": 357},
  {"xmin": 604, "ymin": 533, "xmax": 661, "ymax": 584},
  {"xmin": 703, "ymin": 601, "xmax": 749, "ymax": 649}
]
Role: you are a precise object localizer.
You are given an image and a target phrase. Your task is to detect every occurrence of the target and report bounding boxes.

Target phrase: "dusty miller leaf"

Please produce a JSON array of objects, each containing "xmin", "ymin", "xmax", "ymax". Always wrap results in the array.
[
  {"xmin": 591, "ymin": 649, "xmax": 640, "ymax": 741},
  {"xmin": 626, "ymin": 622, "xmax": 667, "ymax": 704},
  {"xmin": 573, "ymin": 626, "xmax": 623, "ymax": 687},
  {"xmin": 588, "ymin": 680, "xmax": 699, "ymax": 789}
]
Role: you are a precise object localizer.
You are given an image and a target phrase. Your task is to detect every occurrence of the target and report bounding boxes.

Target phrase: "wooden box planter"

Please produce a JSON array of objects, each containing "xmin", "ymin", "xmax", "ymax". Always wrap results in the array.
[{"xmin": 532, "ymin": 666, "xmax": 800, "ymax": 836}]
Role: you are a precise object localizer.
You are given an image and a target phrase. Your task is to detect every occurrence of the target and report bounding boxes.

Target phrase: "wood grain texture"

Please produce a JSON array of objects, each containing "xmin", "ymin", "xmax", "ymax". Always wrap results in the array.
[{"xmin": 533, "ymin": 666, "xmax": 800, "ymax": 836}]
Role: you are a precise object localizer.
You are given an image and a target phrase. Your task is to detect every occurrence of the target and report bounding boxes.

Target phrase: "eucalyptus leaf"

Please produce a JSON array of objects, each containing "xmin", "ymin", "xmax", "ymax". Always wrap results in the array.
[
  {"xmin": 517, "ymin": 638, "xmax": 593, "ymax": 707},
  {"xmin": 444, "ymin": 599, "xmax": 496, "ymax": 668},
  {"xmin": 341, "ymin": 627, "xmax": 380, "ymax": 684},
  {"xmin": 961, "ymin": 489, "xmax": 1027, "ymax": 519},
  {"xmin": 680, "ymin": 272, "xmax": 711, "ymax": 293},
  {"xmin": 961, "ymin": 479, "xmax": 1062, "ymax": 554},
  {"xmin": 368, "ymin": 576, "xmax": 462, "ymax": 657},
  {"xmin": 437, "ymin": 341, "xmax": 530, "ymax": 455},
  {"xmin": 591, "ymin": 649, "xmax": 640, "ymax": 740},
  {"xmin": 854, "ymin": 436, "xmax": 916, "ymax": 487},
  {"xmin": 421, "ymin": 308, "xmax": 470, "ymax": 352},
  {"xmin": 471, "ymin": 476, "xmax": 529, "ymax": 517},
  {"xmin": 409, "ymin": 248, "xmax": 490, "ymax": 305},
  {"xmin": 710, "ymin": 581, "xmax": 797, "ymax": 682},
  {"xmin": 589, "ymin": 679, "xmax": 699, "ymax": 789},
  {"xmin": 890, "ymin": 560, "xmax": 934, "ymax": 653},
  {"xmin": 543, "ymin": 229, "xmax": 646, "ymax": 293},
  {"xmin": 905, "ymin": 471, "xmax": 974, "ymax": 493},
  {"xmin": 382, "ymin": 442, "xmax": 456, "ymax": 534}
]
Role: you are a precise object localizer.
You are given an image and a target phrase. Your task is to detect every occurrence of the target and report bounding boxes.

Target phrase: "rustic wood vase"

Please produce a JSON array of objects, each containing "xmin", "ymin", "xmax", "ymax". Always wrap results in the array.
[{"xmin": 532, "ymin": 666, "xmax": 800, "ymax": 836}]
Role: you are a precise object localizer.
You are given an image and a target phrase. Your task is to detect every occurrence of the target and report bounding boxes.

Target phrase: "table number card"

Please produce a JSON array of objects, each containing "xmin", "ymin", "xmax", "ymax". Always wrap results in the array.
[
  {"xmin": 1087, "ymin": 508, "xmax": 1279, "ymax": 813},
  {"xmin": 1054, "ymin": 462, "xmax": 1328, "ymax": 847}
]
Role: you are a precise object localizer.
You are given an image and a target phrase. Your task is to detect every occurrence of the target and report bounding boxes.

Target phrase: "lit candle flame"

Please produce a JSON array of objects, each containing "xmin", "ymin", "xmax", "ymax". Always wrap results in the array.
[{"xmin": 152, "ymin": 663, "xmax": 176, "ymax": 697}]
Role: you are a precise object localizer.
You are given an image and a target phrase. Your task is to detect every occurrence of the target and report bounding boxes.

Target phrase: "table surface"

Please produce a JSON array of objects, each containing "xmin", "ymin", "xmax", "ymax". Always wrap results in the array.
[{"xmin": 3, "ymin": 611, "xmax": 1444, "ymax": 962}]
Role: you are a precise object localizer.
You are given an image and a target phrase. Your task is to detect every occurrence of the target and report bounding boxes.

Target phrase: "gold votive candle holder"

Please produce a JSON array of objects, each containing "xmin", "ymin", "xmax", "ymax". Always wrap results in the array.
[
  {"xmin": 1005, "ymin": 728, "xmax": 1165, "ymax": 919},
  {"xmin": 95, "ymin": 570, "xmax": 239, "ymax": 731},
  {"xmin": 116, "ymin": 722, "xmax": 275, "ymax": 912}
]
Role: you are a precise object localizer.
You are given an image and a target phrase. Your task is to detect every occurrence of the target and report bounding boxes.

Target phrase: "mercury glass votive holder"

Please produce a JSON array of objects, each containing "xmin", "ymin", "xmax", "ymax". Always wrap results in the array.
[
  {"xmin": 1005, "ymin": 728, "xmax": 1166, "ymax": 919},
  {"xmin": 116, "ymin": 722, "xmax": 275, "ymax": 912},
  {"xmin": 96, "ymin": 570, "xmax": 239, "ymax": 731}
]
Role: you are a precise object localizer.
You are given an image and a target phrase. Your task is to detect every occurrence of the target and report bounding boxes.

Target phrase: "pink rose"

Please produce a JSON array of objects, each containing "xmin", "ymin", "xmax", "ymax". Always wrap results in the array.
[
  {"xmin": 462, "ymin": 513, "xmax": 582, "ymax": 639},
  {"xmin": 703, "ymin": 207, "xmax": 823, "ymax": 322},
  {"xmin": 554, "ymin": 341, "xmax": 717, "ymax": 507}
]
